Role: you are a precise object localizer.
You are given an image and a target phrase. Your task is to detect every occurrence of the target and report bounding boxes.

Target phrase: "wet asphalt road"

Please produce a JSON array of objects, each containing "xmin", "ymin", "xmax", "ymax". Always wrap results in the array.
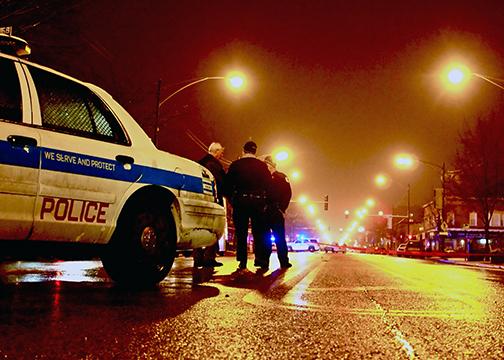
[{"xmin": 1, "ymin": 252, "xmax": 504, "ymax": 359}]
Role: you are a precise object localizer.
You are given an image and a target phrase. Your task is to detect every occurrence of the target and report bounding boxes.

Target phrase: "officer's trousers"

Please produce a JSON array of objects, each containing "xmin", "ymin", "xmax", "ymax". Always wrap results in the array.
[
  {"xmin": 232, "ymin": 200, "xmax": 268, "ymax": 268},
  {"xmin": 268, "ymin": 208, "xmax": 289, "ymax": 265}
]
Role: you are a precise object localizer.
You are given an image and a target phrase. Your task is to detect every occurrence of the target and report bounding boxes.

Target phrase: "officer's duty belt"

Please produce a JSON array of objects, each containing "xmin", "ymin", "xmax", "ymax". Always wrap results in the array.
[{"xmin": 238, "ymin": 193, "xmax": 266, "ymax": 199}]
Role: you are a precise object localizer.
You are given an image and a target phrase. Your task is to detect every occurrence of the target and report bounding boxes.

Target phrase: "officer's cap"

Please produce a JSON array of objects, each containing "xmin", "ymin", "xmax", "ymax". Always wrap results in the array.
[{"xmin": 243, "ymin": 141, "xmax": 257, "ymax": 154}]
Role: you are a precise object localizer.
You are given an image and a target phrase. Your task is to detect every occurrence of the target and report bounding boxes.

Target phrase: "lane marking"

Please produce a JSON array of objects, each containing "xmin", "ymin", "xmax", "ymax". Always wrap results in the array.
[{"xmin": 363, "ymin": 286, "xmax": 417, "ymax": 359}]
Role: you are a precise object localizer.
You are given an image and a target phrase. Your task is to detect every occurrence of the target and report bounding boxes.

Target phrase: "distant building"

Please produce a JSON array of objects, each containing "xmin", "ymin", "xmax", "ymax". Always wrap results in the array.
[{"xmin": 419, "ymin": 188, "xmax": 504, "ymax": 252}]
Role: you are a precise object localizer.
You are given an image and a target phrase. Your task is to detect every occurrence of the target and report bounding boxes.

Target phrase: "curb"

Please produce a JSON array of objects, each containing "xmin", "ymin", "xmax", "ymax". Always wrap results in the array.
[{"xmin": 436, "ymin": 258, "xmax": 504, "ymax": 270}]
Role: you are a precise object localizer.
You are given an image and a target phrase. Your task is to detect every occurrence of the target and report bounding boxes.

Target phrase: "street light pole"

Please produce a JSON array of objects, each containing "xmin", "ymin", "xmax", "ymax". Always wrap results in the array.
[
  {"xmin": 411, "ymin": 158, "xmax": 446, "ymax": 224},
  {"xmin": 407, "ymin": 183, "xmax": 411, "ymax": 236},
  {"xmin": 374, "ymin": 173, "xmax": 411, "ymax": 235},
  {"xmin": 153, "ymin": 74, "xmax": 246, "ymax": 147},
  {"xmin": 419, "ymin": 159, "xmax": 447, "ymax": 251},
  {"xmin": 472, "ymin": 73, "xmax": 504, "ymax": 91},
  {"xmin": 394, "ymin": 154, "xmax": 448, "ymax": 243},
  {"xmin": 158, "ymin": 76, "xmax": 226, "ymax": 109},
  {"xmin": 154, "ymin": 77, "xmax": 225, "ymax": 147},
  {"xmin": 445, "ymin": 65, "xmax": 504, "ymax": 91},
  {"xmin": 441, "ymin": 161, "xmax": 446, "ymax": 224}
]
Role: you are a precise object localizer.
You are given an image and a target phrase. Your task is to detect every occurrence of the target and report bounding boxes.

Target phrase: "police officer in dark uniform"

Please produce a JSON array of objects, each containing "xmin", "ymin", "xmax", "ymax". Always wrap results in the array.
[
  {"xmin": 194, "ymin": 142, "xmax": 226, "ymax": 268},
  {"xmin": 225, "ymin": 141, "xmax": 272, "ymax": 271},
  {"xmin": 263, "ymin": 155, "xmax": 292, "ymax": 268}
]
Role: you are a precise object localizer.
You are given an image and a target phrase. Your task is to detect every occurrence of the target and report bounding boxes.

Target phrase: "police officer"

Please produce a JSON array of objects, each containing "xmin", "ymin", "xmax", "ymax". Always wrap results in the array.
[
  {"xmin": 194, "ymin": 142, "xmax": 226, "ymax": 268},
  {"xmin": 263, "ymin": 155, "xmax": 292, "ymax": 269},
  {"xmin": 225, "ymin": 141, "xmax": 272, "ymax": 271}
]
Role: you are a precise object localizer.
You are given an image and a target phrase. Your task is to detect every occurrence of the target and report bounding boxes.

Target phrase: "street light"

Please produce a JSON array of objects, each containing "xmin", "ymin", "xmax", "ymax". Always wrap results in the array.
[
  {"xmin": 394, "ymin": 153, "xmax": 447, "ymax": 236},
  {"xmin": 374, "ymin": 173, "xmax": 411, "ymax": 235},
  {"xmin": 307, "ymin": 204, "xmax": 317, "ymax": 216},
  {"xmin": 274, "ymin": 150, "xmax": 289, "ymax": 162},
  {"xmin": 272, "ymin": 147, "xmax": 293, "ymax": 166},
  {"xmin": 298, "ymin": 194, "xmax": 308, "ymax": 204},
  {"xmin": 374, "ymin": 174, "xmax": 389, "ymax": 188},
  {"xmin": 290, "ymin": 169, "xmax": 301, "ymax": 182},
  {"xmin": 154, "ymin": 72, "xmax": 247, "ymax": 146},
  {"xmin": 442, "ymin": 63, "xmax": 504, "ymax": 91}
]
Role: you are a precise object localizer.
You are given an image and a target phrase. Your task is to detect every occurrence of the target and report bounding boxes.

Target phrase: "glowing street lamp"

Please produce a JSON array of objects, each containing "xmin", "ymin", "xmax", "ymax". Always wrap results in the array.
[
  {"xmin": 298, "ymin": 194, "xmax": 308, "ymax": 204},
  {"xmin": 275, "ymin": 150, "xmax": 289, "ymax": 162},
  {"xmin": 227, "ymin": 72, "xmax": 247, "ymax": 91},
  {"xmin": 374, "ymin": 172, "xmax": 412, "ymax": 236},
  {"xmin": 375, "ymin": 174, "xmax": 388, "ymax": 188},
  {"xmin": 271, "ymin": 146, "xmax": 292, "ymax": 165},
  {"xmin": 356, "ymin": 208, "xmax": 368, "ymax": 219},
  {"xmin": 393, "ymin": 153, "xmax": 416, "ymax": 170},
  {"xmin": 442, "ymin": 63, "xmax": 504, "ymax": 92},
  {"xmin": 393, "ymin": 152, "xmax": 446, "ymax": 231},
  {"xmin": 307, "ymin": 204, "xmax": 317, "ymax": 216},
  {"xmin": 290, "ymin": 169, "xmax": 301, "ymax": 182},
  {"xmin": 447, "ymin": 68, "xmax": 465, "ymax": 84},
  {"xmin": 154, "ymin": 71, "xmax": 247, "ymax": 146}
]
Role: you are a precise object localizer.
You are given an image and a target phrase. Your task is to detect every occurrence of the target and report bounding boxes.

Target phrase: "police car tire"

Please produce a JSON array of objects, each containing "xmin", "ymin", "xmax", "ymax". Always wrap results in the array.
[{"xmin": 101, "ymin": 199, "xmax": 176, "ymax": 285}]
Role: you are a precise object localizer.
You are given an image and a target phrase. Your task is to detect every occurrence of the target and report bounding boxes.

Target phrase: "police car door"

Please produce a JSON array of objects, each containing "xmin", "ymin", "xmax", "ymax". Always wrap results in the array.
[
  {"xmin": 24, "ymin": 63, "xmax": 138, "ymax": 243},
  {"xmin": 0, "ymin": 55, "xmax": 40, "ymax": 240}
]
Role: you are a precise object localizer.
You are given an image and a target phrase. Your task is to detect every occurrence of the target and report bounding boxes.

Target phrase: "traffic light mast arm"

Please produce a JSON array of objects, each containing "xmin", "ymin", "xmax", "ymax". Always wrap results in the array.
[{"xmin": 369, "ymin": 214, "xmax": 409, "ymax": 218}]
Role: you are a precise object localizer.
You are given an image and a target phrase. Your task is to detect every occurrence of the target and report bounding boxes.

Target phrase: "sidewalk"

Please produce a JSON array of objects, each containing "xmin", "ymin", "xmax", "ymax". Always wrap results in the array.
[{"xmin": 434, "ymin": 257, "xmax": 504, "ymax": 270}]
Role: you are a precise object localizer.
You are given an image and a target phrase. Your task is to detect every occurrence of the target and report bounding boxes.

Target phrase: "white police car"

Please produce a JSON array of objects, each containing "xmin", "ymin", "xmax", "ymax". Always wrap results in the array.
[
  {"xmin": 0, "ymin": 35, "xmax": 225, "ymax": 285},
  {"xmin": 287, "ymin": 239, "xmax": 320, "ymax": 252}
]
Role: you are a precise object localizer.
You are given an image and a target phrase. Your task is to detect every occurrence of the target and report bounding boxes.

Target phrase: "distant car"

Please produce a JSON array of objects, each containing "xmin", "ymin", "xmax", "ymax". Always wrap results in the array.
[
  {"xmin": 396, "ymin": 243, "xmax": 407, "ymax": 256},
  {"xmin": 490, "ymin": 244, "xmax": 504, "ymax": 264},
  {"xmin": 396, "ymin": 241, "xmax": 423, "ymax": 258},
  {"xmin": 373, "ymin": 247, "xmax": 387, "ymax": 255},
  {"xmin": 323, "ymin": 244, "xmax": 346, "ymax": 254},
  {"xmin": 287, "ymin": 239, "xmax": 320, "ymax": 252}
]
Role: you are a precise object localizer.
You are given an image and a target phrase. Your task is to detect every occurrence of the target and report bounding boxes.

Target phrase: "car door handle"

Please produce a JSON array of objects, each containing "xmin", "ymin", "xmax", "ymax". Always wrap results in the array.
[
  {"xmin": 7, "ymin": 135, "xmax": 38, "ymax": 148},
  {"xmin": 115, "ymin": 155, "xmax": 134, "ymax": 165}
]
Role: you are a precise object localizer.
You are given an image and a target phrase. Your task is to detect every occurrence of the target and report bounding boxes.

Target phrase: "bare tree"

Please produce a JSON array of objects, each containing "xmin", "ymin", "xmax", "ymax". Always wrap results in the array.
[{"xmin": 449, "ymin": 111, "xmax": 504, "ymax": 252}]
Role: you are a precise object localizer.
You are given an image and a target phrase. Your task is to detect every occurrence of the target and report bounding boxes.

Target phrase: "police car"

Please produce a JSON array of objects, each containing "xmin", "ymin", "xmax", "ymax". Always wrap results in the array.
[
  {"xmin": 0, "ymin": 34, "xmax": 226, "ymax": 285},
  {"xmin": 286, "ymin": 239, "xmax": 320, "ymax": 252}
]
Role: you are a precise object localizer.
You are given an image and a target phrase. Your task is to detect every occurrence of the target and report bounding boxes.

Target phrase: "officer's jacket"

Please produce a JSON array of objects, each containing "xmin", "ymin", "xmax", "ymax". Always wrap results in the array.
[
  {"xmin": 270, "ymin": 171, "xmax": 292, "ymax": 212},
  {"xmin": 199, "ymin": 153, "xmax": 226, "ymax": 204},
  {"xmin": 224, "ymin": 156, "xmax": 271, "ymax": 199}
]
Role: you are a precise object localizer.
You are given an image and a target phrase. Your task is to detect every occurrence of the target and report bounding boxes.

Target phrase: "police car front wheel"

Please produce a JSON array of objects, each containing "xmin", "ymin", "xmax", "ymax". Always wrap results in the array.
[{"xmin": 101, "ymin": 200, "xmax": 176, "ymax": 285}]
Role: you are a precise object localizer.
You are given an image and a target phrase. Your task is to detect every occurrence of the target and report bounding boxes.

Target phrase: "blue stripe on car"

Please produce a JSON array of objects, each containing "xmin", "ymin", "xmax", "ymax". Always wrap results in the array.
[
  {"xmin": 0, "ymin": 140, "xmax": 205, "ymax": 194},
  {"xmin": 0, "ymin": 140, "xmax": 40, "ymax": 168}
]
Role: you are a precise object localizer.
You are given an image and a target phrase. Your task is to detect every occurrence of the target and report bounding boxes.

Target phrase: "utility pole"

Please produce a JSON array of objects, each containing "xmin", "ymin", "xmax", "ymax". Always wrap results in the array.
[
  {"xmin": 441, "ymin": 161, "xmax": 446, "ymax": 223},
  {"xmin": 154, "ymin": 79, "xmax": 162, "ymax": 147},
  {"xmin": 407, "ymin": 183, "xmax": 411, "ymax": 236},
  {"xmin": 440, "ymin": 161, "xmax": 446, "ymax": 252}
]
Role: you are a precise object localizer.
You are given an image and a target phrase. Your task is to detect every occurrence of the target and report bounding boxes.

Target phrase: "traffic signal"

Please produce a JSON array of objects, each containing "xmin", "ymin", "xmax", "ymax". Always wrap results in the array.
[{"xmin": 324, "ymin": 195, "xmax": 329, "ymax": 211}]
